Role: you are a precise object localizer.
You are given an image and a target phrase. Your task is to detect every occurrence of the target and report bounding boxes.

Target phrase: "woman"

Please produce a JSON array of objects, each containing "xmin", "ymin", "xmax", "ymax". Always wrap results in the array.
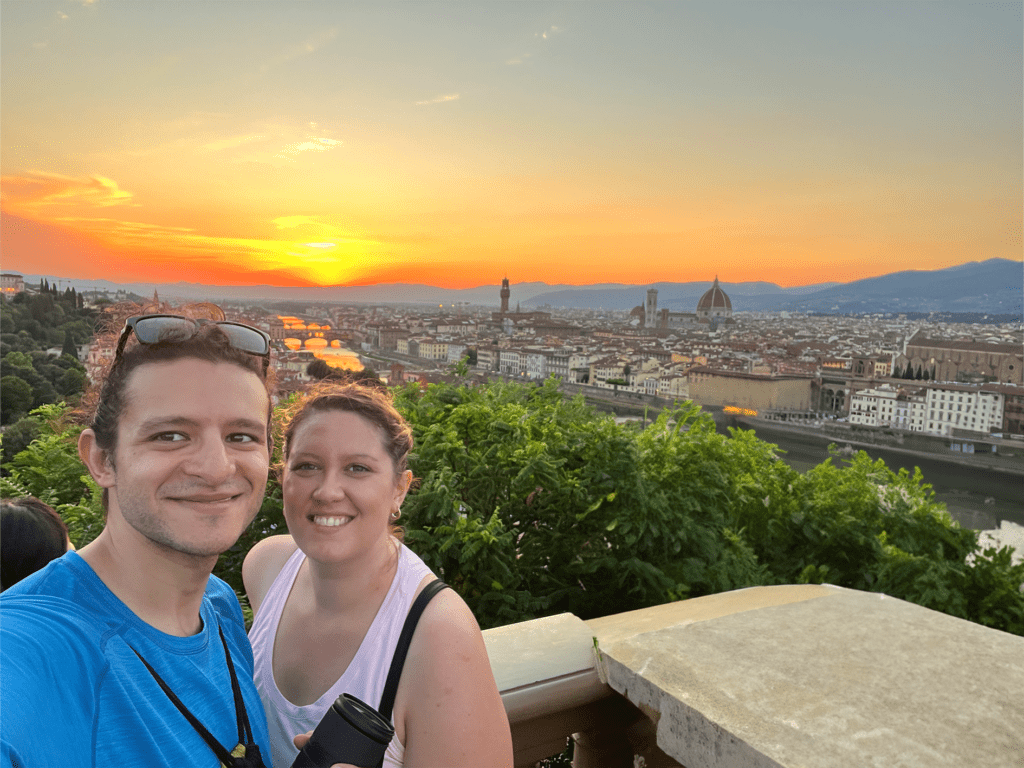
[
  {"xmin": 1, "ymin": 496, "xmax": 74, "ymax": 591},
  {"xmin": 243, "ymin": 383, "xmax": 512, "ymax": 768}
]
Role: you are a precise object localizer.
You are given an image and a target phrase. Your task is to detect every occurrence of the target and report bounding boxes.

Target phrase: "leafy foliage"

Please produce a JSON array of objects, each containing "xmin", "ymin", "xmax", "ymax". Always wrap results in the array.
[
  {"xmin": 2, "ymin": 380, "xmax": 1022, "ymax": 637},
  {"xmin": 0, "ymin": 404, "xmax": 107, "ymax": 548}
]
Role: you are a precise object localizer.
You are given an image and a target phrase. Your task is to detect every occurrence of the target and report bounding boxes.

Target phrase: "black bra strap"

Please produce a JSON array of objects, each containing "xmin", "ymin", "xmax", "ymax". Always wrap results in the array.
[{"xmin": 377, "ymin": 578, "xmax": 450, "ymax": 721}]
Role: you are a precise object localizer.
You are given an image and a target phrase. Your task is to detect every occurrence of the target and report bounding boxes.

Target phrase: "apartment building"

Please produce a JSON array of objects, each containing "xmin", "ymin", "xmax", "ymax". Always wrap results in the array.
[
  {"xmin": 849, "ymin": 384, "xmax": 927, "ymax": 431},
  {"xmin": 850, "ymin": 382, "xmax": 1007, "ymax": 436}
]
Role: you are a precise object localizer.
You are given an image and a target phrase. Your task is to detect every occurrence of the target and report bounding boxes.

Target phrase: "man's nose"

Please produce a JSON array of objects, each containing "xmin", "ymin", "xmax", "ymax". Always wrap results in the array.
[{"xmin": 183, "ymin": 437, "xmax": 235, "ymax": 483}]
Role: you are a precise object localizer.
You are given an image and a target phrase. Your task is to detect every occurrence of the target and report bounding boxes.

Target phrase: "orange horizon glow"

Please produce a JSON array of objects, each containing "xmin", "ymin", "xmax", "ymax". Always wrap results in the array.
[{"xmin": 3, "ymin": 201, "xmax": 1013, "ymax": 289}]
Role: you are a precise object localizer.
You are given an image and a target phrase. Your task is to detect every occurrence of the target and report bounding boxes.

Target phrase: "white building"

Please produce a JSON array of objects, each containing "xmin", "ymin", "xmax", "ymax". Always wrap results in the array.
[
  {"xmin": 850, "ymin": 382, "xmax": 1005, "ymax": 437},
  {"xmin": 923, "ymin": 385, "xmax": 1004, "ymax": 437},
  {"xmin": 475, "ymin": 346, "xmax": 498, "ymax": 371},
  {"xmin": 446, "ymin": 342, "xmax": 467, "ymax": 364},
  {"xmin": 850, "ymin": 384, "xmax": 927, "ymax": 431},
  {"xmin": 500, "ymin": 349, "xmax": 523, "ymax": 376}
]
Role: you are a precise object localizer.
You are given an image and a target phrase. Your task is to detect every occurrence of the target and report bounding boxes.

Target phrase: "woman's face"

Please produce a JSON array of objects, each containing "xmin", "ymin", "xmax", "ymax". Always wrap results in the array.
[{"xmin": 282, "ymin": 410, "xmax": 411, "ymax": 564}]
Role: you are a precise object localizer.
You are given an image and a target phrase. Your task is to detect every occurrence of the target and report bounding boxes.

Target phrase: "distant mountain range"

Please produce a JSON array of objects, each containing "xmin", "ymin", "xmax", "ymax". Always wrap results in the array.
[{"xmin": 18, "ymin": 258, "xmax": 1022, "ymax": 315}]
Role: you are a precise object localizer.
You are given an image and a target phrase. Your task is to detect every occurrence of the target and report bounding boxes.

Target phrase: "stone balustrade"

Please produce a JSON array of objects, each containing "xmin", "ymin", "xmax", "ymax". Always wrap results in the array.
[{"xmin": 482, "ymin": 584, "xmax": 1024, "ymax": 768}]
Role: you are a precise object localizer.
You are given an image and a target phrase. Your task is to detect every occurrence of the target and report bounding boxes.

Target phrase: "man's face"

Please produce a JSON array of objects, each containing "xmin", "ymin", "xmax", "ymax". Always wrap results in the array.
[{"xmin": 100, "ymin": 358, "xmax": 270, "ymax": 560}]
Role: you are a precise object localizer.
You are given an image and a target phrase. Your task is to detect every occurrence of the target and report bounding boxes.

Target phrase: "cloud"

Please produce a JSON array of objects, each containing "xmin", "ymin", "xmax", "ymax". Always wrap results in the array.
[
  {"xmin": 1, "ymin": 171, "xmax": 135, "ymax": 212},
  {"xmin": 415, "ymin": 94, "xmax": 461, "ymax": 106},
  {"xmin": 272, "ymin": 215, "xmax": 352, "ymax": 239},
  {"xmin": 274, "ymin": 136, "xmax": 342, "ymax": 159},
  {"xmin": 508, "ymin": 26, "xmax": 560, "ymax": 65},
  {"xmin": 261, "ymin": 28, "xmax": 339, "ymax": 72},
  {"xmin": 57, "ymin": 11, "xmax": 69, "ymax": 20}
]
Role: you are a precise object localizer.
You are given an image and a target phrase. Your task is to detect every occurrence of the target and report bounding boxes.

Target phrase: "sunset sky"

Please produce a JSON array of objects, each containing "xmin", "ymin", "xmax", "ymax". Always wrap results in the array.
[{"xmin": 2, "ymin": 1, "xmax": 1021, "ymax": 289}]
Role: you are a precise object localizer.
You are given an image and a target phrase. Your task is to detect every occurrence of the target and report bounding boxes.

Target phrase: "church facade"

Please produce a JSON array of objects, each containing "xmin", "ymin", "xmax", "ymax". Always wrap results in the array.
[{"xmin": 634, "ymin": 277, "xmax": 736, "ymax": 332}]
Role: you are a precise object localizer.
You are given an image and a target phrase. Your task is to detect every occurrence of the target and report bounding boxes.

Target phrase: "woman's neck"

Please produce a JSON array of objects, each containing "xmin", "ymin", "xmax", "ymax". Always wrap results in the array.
[{"xmin": 304, "ymin": 536, "xmax": 400, "ymax": 617}]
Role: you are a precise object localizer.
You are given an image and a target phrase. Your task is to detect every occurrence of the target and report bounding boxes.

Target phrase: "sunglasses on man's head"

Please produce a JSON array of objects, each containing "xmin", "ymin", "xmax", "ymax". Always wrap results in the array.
[{"xmin": 116, "ymin": 314, "xmax": 272, "ymax": 372}]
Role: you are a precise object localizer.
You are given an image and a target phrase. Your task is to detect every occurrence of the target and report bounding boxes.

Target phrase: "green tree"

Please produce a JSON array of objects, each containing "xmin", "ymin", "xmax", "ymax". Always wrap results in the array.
[
  {"xmin": 1, "ymin": 375, "xmax": 33, "ymax": 422},
  {"xmin": 0, "ymin": 415, "xmax": 41, "ymax": 466},
  {"xmin": 61, "ymin": 332, "xmax": 79, "ymax": 360},
  {"xmin": 306, "ymin": 358, "xmax": 332, "ymax": 379},
  {"xmin": 4, "ymin": 351, "xmax": 34, "ymax": 370},
  {"xmin": 58, "ymin": 367, "xmax": 87, "ymax": 397}
]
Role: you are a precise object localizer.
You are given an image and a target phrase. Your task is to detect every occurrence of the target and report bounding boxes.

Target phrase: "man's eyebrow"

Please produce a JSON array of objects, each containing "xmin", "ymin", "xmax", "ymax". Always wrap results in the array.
[
  {"xmin": 225, "ymin": 418, "xmax": 269, "ymax": 434},
  {"xmin": 134, "ymin": 417, "xmax": 267, "ymax": 434},
  {"xmin": 135, "ymin": 416, "xmax": 199, "ymax": 433}
]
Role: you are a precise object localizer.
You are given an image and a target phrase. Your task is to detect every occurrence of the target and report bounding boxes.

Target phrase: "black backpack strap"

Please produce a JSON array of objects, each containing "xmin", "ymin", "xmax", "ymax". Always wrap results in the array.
[{"xmin": 377, "ymin": 578, "xmax": 450, "ymax": 721}]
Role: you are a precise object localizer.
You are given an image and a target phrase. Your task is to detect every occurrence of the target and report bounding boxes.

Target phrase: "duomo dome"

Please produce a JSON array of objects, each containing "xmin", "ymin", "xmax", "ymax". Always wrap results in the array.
[{"xmin": 696, "ymin": 277, "xmax": 732, "ymax": 322}]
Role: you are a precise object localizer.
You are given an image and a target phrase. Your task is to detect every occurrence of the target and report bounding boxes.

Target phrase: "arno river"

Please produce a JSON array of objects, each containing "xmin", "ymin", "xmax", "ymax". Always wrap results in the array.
[{"xmin": 729, "ymin": 422, "xmax": 1024, "ymax": 531}]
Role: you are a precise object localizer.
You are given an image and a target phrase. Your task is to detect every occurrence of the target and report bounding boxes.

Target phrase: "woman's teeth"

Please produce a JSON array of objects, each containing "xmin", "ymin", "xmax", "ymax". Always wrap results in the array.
[{"xmin": 312, "ymin": 515, "xmax": 351, "ymax": 527}]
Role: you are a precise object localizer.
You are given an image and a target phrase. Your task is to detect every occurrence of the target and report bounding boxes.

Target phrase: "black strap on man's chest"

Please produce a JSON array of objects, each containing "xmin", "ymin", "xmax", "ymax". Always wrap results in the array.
[{"xmin": 129, "ymin": 623, "xmax": 266, "ymax": 768}]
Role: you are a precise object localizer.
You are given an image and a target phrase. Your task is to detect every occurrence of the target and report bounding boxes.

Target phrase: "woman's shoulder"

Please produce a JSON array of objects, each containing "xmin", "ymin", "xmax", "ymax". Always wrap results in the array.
[
  {"xmin": 410, "ymin": 584, "xmax": 490, "ymax": 682},
  {"xmin": 242, "ymin": 535, "xmax": 298, "ymax": 616},
  {"xmin": 399, "ymin": 585, "xmax": 513, "ymax": 766}
]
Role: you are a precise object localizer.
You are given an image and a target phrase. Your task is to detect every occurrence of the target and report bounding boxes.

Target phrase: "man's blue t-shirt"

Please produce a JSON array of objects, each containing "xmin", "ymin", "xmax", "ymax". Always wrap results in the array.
[{"xmin": 0, "ymin": 552, "xmax": 271, "ymax": 768}]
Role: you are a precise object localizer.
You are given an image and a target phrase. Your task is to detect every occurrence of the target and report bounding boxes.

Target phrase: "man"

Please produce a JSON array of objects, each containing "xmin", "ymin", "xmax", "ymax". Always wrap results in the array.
[{"xmin": 1, "ymin": 312, "xmax": 275, "ymax": 767}]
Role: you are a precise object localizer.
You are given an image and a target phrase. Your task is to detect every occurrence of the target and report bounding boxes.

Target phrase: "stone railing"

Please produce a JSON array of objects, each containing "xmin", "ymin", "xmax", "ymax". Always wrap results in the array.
[{"xmin": 481, "ymin": 584, "xmax": 1024, "ymax": 768}]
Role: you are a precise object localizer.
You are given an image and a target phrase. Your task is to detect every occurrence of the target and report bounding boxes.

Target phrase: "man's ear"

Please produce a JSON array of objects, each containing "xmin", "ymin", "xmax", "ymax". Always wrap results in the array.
[{"xmin": 78, "ymin": 429, "xmax": 116, "ymax": 488}]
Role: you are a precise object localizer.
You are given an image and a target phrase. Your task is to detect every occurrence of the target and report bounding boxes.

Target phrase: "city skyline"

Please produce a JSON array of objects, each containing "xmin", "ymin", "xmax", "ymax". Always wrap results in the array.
[{"xmin": 2, "ymin": 1, "xmax": 1021, "ymax": 289}]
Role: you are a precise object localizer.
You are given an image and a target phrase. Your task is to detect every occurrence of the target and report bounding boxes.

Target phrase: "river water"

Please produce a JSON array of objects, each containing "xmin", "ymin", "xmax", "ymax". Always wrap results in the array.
[{"xmin": 729, "ymin": 422, "xmax": 1023, "ymax": 531}]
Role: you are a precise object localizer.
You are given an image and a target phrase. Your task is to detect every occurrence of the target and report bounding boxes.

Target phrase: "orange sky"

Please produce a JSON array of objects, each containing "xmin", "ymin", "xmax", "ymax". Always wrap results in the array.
[{"xmin": 2, "ymin": 3, "xmax": 1021, "ymax": 289}]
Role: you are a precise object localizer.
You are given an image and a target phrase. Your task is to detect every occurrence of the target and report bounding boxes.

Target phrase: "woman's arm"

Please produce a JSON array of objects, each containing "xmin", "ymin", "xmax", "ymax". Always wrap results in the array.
[
  {"xmin": 398, "ymin": 589, "xmax": 513, "ymax": 768},
  {"xmin": 241, "ymin": 535, "xmax": 297, "ymax": 617}
]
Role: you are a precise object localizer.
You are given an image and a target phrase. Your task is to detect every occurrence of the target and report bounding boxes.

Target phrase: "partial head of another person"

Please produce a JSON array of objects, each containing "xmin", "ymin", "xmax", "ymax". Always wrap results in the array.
[{"xmin": 1, "ymin": 497, "xmax": 72, "ymax": 591}]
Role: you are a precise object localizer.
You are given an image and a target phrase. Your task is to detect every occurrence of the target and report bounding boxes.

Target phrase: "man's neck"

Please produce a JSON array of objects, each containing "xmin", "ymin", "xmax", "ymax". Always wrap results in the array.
[{"xmin": 79, "ymin": 527, "xmax": 217, "ymax": 637}]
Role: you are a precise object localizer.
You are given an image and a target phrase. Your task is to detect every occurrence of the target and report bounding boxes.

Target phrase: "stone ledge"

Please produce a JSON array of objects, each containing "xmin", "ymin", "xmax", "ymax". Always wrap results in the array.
[{"xmin": 588, "ymin": 584, "xmax": 1024, "ymax": 768}]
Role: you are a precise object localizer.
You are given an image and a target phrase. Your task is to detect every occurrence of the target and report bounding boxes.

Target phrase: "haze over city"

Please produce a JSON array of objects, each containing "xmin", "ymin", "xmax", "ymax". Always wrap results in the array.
[{"xmin": 2, "ymin": 1, "xmax": 1021, "ymax": 289}]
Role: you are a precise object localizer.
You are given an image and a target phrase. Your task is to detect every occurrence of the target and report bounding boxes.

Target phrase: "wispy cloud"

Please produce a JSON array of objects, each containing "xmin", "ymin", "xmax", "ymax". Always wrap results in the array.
[
  {"xmin": 57, "ymin": 11, "xmax": 69, "ymax": 20},
  {"xmin": 1, "ymin": 171, "xmax": 135, "ymax": 211},
  {"xmin": 272, "ymin": 215, "xmax": 359, "ymax": 241},
  {"xmin": 274, "ymin": 136, "xmax": 342, "ymax": 159},
  {"xmin": 261, "ymin": 28, "xmax": 338, "ymax": 72},
  {"xmin": 415, "ymin": 94, "xmax": 460, "ymax": 106},
  {"xmin": 508, "ymin": 25, "xmax": 561, "ymax": 65}
]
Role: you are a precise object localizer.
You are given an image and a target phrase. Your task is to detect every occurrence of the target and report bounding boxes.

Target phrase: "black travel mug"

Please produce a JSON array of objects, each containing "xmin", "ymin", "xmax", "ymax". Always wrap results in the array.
[{"xmin": 290, "ymin": 693, "xmax": 394, "ymax": 768}]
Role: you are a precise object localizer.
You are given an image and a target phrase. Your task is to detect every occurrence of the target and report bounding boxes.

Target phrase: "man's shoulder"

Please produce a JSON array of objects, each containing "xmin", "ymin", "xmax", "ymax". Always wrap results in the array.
[
  {"xmin": 203, "ymin": 572, "xmax": 246, "ymax": 626},
  {"xmin": 1, "ymin": 554, "xmax": 115, "ymax": 639}
]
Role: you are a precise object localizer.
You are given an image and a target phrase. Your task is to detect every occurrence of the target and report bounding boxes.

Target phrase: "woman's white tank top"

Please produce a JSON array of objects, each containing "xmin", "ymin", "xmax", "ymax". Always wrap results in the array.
[{"xmin": 249, "ymin": 541, "xmax": 434, "ymax": 768}]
